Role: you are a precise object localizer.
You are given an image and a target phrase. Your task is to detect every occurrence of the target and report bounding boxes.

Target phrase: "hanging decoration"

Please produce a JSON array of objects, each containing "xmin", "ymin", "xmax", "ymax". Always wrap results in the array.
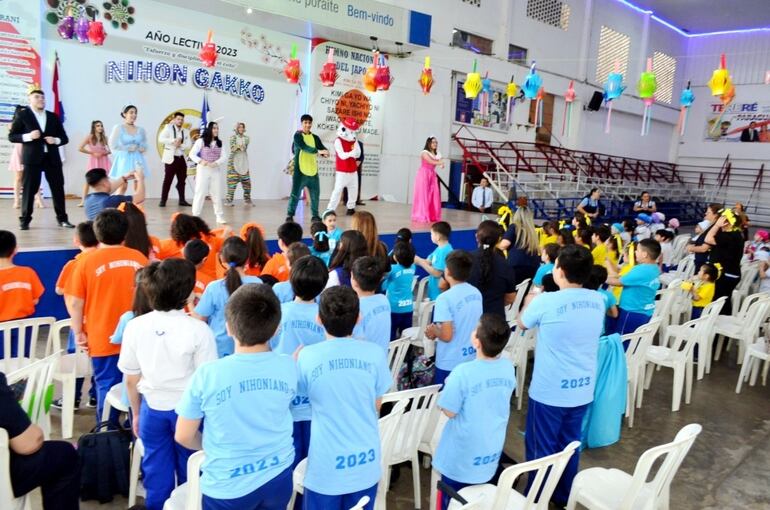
[
  {"xmin": 463, "ymin": 60, "xmax": 483, "ymax": 99},
  {"xmin": 283, "ymin": 44, "xmax": 301, "ymax": 84},
  {"xmin": 57, "ymin": 14, "xmax": 75, "ymax": 39},
  {"xmin": 362, "ymin": 51, "xmax": 378, "ymax": 92},
  {"xmin": 603, "ymin": 61, "xmax": 625, "ymax": 134},
  {"xmin": 707, "ymin": 53, "xmax": 732, "ymax": 96},
  {"xmin": 638, "ymin": 57, "xmax": 657, "ymax": 136},
  {"xmin": 523, "ymin": 62, "xmax": 543, "ymax": 127},
  {"xmin": 562, "ymin": 80, "xmax": 576, "ymax": 136},
  {"xmin": 319, "ymin": 48, "xmax": 338, "ymax": 87},
  {"xmin": 74, "ymin": 14, "xmax": 90, "ymax": 43},
  {"xmin": 87, "ymin": 20, "xmax": 107, "ymax": 45},
  {"xmin": 506, "ymin": 75, "xmax": 518, "ymax": 120},
  {"xmin": 535, "ymin": 87, "xmax": 545, "ymax": 127},
  {"xmin": 477, "ymin": 72, "xmax": 492, "ymax": 116},
  {"xmin": 677, "ymin": 81, "xmax": 694, "ymax": 136},
  {"xmin": 199, "ymin": 30, "xmax": 218, "ymax": 68},
  {"xmin": 374, "ymin": 53, "xmax": 393, "ymax": 91},
  {"xmin": 418, "ymin": 57, "xmax": 434, "ymax": 95}
]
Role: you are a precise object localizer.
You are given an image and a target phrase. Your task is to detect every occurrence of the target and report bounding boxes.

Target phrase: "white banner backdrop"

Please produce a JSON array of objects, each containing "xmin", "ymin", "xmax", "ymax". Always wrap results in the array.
[{"xmin": 38, "ymin": 0, "xmax": 309, "ymax": 199}]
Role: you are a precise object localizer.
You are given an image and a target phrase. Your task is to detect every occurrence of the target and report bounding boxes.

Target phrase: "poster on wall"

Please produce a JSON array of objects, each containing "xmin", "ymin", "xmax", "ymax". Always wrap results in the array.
[
  {"xmin": 308, "ymin": 41, "xmax": 385, "ymax": 200},
  {"xmin": 454, "ymin": 75, "xmax": 511, "ymax": 131},
  {"xmin": 0, "ymin": 1, "xmax": 42, "ymax": 190},
  {"xmin": 703, "ymin": 100, "xmax": 770, "ymax": 143},
  {"xmin": 38, "ymin": 0, "xmax": 308, "ymax": 199}
]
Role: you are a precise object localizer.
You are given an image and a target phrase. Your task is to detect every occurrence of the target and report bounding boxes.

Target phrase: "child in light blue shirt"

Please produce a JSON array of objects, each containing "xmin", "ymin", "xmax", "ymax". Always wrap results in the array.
[
  {"xmin": 176, "ymin": 284, "xmax": 296, "ymax": 510},
  {"xmin": 194, "ymin": 237, "xmax": 262, "ymax": 357},
  {"xmin": 533, "ymin": 243, "xmax": 559, "ymax": 287},
  {"xmin": 384, "ymin": 242, "xmax": 416, "ymax": 340},
  {"xmin": 606, "ymin": 239, "xmax": 661, "ymax": 335},
  {"xmin": 425, "ymin": 250, "xmax": 483, "ymax": 386},
  {"xmin": 297, "ymin": 286, "xmax": 392, "ymax": 508},
  {"xmin": 351, "ymin": 256, "xmax": 391, "ymax": 352},
  {"xmin": 323, "ymin": 210, "xmax": 342, "ymax": 252},
  {"xmin": 271, "ymin": 242, "xmax": 311, "ymax": 304},
  {"xmin": 584, "ymin": 264, "xmax": 619, "ymax": 335},
  {"xmin": 433, "ymin": 314, "xmax": 516, "ymax": 509},
  {"xmin": 415, "ymin": 221, "xmax": 452, "ymax": 300},
  {"xmin": 310, "ymin": 220, "xmax": 332, "ymax": 267}
]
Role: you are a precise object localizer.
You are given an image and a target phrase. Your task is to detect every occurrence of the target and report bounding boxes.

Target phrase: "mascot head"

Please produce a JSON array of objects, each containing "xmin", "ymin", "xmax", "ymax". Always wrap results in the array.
[{"xmin": 337, "ymin": 117, "xmax": 359, "ymax": 142}]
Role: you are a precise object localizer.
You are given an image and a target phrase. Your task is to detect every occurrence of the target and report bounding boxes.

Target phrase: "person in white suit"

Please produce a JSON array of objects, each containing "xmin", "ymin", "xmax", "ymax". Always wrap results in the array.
[{"xmin": 157, "ymin": 111, "xmax": 192, "ymax": 207}]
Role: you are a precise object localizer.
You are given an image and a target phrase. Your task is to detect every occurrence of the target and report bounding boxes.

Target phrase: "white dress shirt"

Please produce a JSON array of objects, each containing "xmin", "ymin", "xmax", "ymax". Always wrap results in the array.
[
  {"xmin": 117, "ymin": 309, "xmax": 218, "ymax": 410},
  {"xmin": 158, "ymin": 124, "xmax": 191, "ymax": 157},
  {"xmin": 472, "ymin": 185, "xmax": 493, "ymax": 210},
  {"xmin": 21, "ymin": 108, "xmax": 60, "ymax": 150}
]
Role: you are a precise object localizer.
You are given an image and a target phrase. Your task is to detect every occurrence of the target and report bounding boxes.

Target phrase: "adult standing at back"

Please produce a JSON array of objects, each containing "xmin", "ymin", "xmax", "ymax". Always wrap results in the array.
[
  {"xmin": 158, "ymin": 111, "xmax": 191, "ymax": 207},
  {"xmin": 498, "ymin": 206, "xmax": 540, "ymax": 285},
  {"xmin": 633, "ymin": 191, "xmax": 656, "ymax": 214},
  {"xmin": 687, "ymin": 203, "xmax": 721, "ymax": 269},
  {"xmin": 703, "ymin": 209, "xmax": 744, "ymax": 315},
  {"xmin": 412, "ymin": 136, "xmax": 444, "ymax": 223},
  {"xmin": 286, "ymin": 114, "xmax": 329, "ymax": 223},
  {"xmin": 467, "ymin": 220, "xmax": 516, "ymax": 318},
  {"xmin": 8, "ymin": 87, "xmax": 73, "ymax": 230},
  {"xmin": 576, "ymin": 188, "xmax": 602, "ymax": 220},
  {"xmin": 109, "ymin": 105, "xmax": 149, "ymax": 195}
]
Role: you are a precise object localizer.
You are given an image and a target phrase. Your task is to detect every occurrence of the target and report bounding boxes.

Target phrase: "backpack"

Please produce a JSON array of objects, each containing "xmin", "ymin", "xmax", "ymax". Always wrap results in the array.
[
  {"xmin": 77, "ymin": 422, "xmax": 132, "ymax": 503},
  {"xmin": 397, "ymin": 347, "xmax": 435, "ymax": 390}
]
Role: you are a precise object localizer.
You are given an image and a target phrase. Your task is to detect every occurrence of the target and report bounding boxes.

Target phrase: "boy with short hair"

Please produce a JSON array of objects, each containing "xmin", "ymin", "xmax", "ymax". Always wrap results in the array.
[
  {"xmin": 65, "ymin": 209, "xmax": 148, "ymax": 422},
  {"xmin": 433, "ymin": 313, "xmax": 516, "ymax": 509},
  {"xmin": 263, "ymin": 222, "xmax": 303, "ymax": 282},
  {"xmin": 272, "ymin": 242, "xmax": 312, "ymax": 303},
  {"xmin": 591, "ymin": 225, "xmax": 611, "ymax": 266},
  {"xmin": 118, "ymin": 259, "xmax": 217, "ymax": 510},
  {"xmin": 0, "ymin": 230, "xmax": 45, "ymax": 358},
  {"xmin": 183, "ymin": 239, "xmax": 211, "ymax": 306},
  {"xmin": 297, "ymin": 286, "xmax": 391, "ymax": 509},
  {"xmin": 351, "ymin": 256, "xmax": 391, "ymax": 352},
  {"xmin": 425, "ymin": 250, "xmax": 483, "ymax": 385},
  {"xmin": 517, "ymin": 245, "xmax": 605, "ymax": 507},
  {"xmin": 533, "ymin": 243, "xmax": 559, "ymax": 288},
  {"xmin": 415, "ymin": 221, "xmax": 453, "ymax": 300},
  {"xmin": 383, "ymin": 242, "xmax": 416, "ymax": 340},
  {"xmin": 176, "ymin": 284, "xmax": 297, "ymax": 510},
  {"xmin": 606, "ymin": 238, "xmax": 661, "ymax": 335}
]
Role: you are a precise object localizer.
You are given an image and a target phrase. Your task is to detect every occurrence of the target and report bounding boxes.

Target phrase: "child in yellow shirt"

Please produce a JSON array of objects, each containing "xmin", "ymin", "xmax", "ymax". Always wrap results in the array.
[
  {"xmin": 591, "ymin": 225, "xmax": 611, "ymax": 267},
  {"xmin": 686, "ymin": 263, "xmax": 717, "ymax": 319}
]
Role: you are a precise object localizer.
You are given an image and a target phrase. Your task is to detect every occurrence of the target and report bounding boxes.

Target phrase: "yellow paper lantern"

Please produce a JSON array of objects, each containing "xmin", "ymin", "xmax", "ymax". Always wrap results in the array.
[{"xmin": 463, "ymin": 60, "xmax": 482, "ymax": 99}]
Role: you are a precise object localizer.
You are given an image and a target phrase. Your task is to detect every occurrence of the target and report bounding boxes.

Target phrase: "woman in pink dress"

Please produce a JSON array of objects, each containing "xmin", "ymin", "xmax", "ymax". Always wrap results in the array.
[
  {"xmin": 8, "ymin": 105, "xmax": 44, "ymax": 209},
  {"xmin": 77, "ymin": 120, "xmax": 111, "ymax": 206},
  {"xmin": 411, "ymin": 136, "xmax": 444, "ymax": 223}
]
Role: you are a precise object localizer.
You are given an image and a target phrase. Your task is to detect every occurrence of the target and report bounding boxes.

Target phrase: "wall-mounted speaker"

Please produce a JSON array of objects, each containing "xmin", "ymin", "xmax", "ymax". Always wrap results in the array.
[{"xmin": 586, "ymin": 91, "xmax": 603, "ymax": 111}]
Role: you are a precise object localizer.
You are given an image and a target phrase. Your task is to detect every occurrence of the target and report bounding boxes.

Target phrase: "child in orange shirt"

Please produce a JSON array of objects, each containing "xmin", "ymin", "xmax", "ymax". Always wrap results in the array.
[
  {"xmin": 262, "ymin": 221, "xmax": 303, "ymax": 282},
  {"xmin": 0, "ymin": 230, "xmax": 44, "ymax": 359},
  {"xmin": 65, "ymin": 209, "xmax": 148, "ymax": 423},
  {"xmin": 183, "ymin": 239, "xmax": 212, "ymax": 308},
  {"xmin": 241, "ymin": 222, "xmax": 270, "ymax": 277}
]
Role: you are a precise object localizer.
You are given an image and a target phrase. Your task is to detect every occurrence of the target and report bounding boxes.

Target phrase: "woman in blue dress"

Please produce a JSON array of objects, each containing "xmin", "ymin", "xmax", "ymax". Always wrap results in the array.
[{"xmin": 109, "ymin": 105, "xmax": 149, "ymax": 194}]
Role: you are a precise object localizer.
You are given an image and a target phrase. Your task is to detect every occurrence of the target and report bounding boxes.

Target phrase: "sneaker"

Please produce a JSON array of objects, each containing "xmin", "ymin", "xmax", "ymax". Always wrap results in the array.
[
  {"xmin": 224, "ymin": 200, "xmax": 235, "ymax": 207},
  {"xmin": 86, "ymin": 396, "xmax": 97, "ymax": 408},
  {"xmin": 52, "ymin": 397, "xmax": 81, "ymax": 410},
  {"xmin": 346, "ymin": 208, "xmax": 356, "ymax": 216}
]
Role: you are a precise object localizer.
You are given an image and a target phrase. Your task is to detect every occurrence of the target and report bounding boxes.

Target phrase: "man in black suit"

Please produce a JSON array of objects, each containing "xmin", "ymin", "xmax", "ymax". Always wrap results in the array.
[
  {"xmin": 740, "ymin": 121, "xmax": 760, "ymax": 142},
  {"xmin": 8, "ymin": 88, "xmax": 74, "ymax": 230}
]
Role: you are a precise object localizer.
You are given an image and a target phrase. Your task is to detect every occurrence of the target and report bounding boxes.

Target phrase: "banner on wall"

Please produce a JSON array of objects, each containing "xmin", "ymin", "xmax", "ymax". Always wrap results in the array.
[
  {"xmin": 0, "ymin": 1, "xmax": 42, "ymax": 185},
  {"xmin": 308, "ymin": 41, "xmax": 385, "ymax": 199},
  {"xmin": 703, "ymin": 100, "xmax": 770, "ymax": 143},
  {"xmin": 454, "ymin": 75, "xmax": 511, "ymax": 132}
]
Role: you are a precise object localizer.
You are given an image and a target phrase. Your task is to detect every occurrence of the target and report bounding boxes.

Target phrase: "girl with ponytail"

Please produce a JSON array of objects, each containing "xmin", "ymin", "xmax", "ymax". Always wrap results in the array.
[
  {"xmin": 240, "ymin": 223, "xmax": 270, "ymax": 276},
  {"xmin": 467, "ymin": 220, "xmax": 516, "ymax": 318},
  {"xmin": 192, "ymin": 236, "xmax": 263, "ymax": 357}
]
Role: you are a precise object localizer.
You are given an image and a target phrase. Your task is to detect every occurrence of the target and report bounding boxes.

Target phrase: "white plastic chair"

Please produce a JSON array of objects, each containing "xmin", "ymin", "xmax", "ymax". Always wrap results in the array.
[
  {"xmin": 387, "ymin": 338, "xmax": 411, "ymax": 392},
  {"xmin": 0, "ymin": 317, "xmax": 56, "ymax": 374},
  {"xmin": 350, "ymin": 495, "xmax": 371, "ymax": 510},
  {"xmin": 624, "ymin": 319, "xmax": 661, "ymax": 428},
  {"xmin": 566, "ymin": 424, "xmax": 702, "ymax": 510},
  {"xmin": 380, "ymin": 385, "xmax": 442, "ymax": 509},
  {"xmin": 731, "ymin": 264, "xmax": 760, "ymax": 314},
  {"xmin": 502, "ymin": 327, "xmax": 536, "ymax": 410},
  {"xmin": 162, "ymin": 450, "xmax": 205, "ymax": 510},
  {"xmin": 644, "ymin": 298, "xmax": 725, "ymax": 411},
  {"xmin": 413, "ymin": 276, "xmax": 430, "ymax": 324},
  {"xmin": 420, "ymin": 410, "xmax": 450, "ymax": 509},
  {"xmin": 659, "ymin": 258, "xmax": 694, "ymax": 287},
  {"xmin": 735, "ymin": 337, "xmax": 770, "ymax": 393},
  {"xmin": 402, "ymin": 300, "xmax": 436, "ymax": 357},
  {"xmin": 669, "ymin": 235, "xmax": 692, "ymax": 266},
  {"xmin": 6, "ymin": 351, "xmax": 61, "ymax": 439},
  {"xmin": 506, "ymin": 278, "xmax": 532, "ymax": 327},
  {"xmin": 101, "ymin": 382, "xmax": 130, "ymax": 422},
  {"xmin": 128, "ymin": 438, "xmax": 145, "ymax": 507},
  {"xmin": 45, "ymin": 319, "xmax": 90, "ymax": 439},
  {"xmin": 714, "ymin": 294, "xmax": 770, "ymax": 366},
  {"xmin": 448, "ymin": 441, "xmax": 580, "ymax": 510},
  {"xmin": 0, "ymin": 428, "xmax": 31, "ymax": 510},
  {"xmin": 650, "ymin": 286, "xmax": 678, "ymax": 345}
]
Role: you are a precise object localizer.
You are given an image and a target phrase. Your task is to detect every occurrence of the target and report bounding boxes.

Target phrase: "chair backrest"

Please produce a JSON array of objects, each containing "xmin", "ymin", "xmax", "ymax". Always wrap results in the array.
[
  {"xmin": 413, "ymin": 276, "xmax": 430, "ymax": 315},
  {"xmin": 416, "ymin": 301, "xmax": 436, "ymax": 355},
  {"xmin": 625, "ymin": 318, "xmax": 661, "ymax": 369},
  {"xmin": 742, "ymin": 299, "xmax": 770, "ymax": 336},
  {"xmin": 380, "ymin": 385, "xmax": 441, "ymax": 463},
  {"xmin": 487, "ymin": 441, "xmax": 580, "ymax": 510},
  {"xmin": 670, "ymin": 235, "xmax": 691, "ymax": 264},
  {"xmin": 350, "ymin": 496, "xmax": 371, "ymax": 510},
  {"xmin": 673, "ymin": 297, "xmax": 726, "ymax": 354},
  {"xmin": 387, "ymin": 338, "xmax": 410, "ymax": 391},
  {"xmin": 506, "ymin": 278, "xmax": 531, "ymax": 326},
  {"xmin": 184, "ymin": 450, "xmax": 206, "ymax": 510},
  {"xmin": 737, "ymin": 264, "xmax": 759, "ymax": 292},
  {"xmin": 0, "ymin": 317, "xmax": 56, "ymax": 372},
  {"xmin": 620, "ymin": 424, "xmax": 702, "ymax": 509},
  {"xmin": 6, "ymin": 351, "xmax": 61, "ymax": 439},
  {"xmin": 379, "ymin": 399, "xmax": 407, "ymax": 471},
  {"xmin": 735, "ymin": 293, "xmax": 770, "ymax": 320}
]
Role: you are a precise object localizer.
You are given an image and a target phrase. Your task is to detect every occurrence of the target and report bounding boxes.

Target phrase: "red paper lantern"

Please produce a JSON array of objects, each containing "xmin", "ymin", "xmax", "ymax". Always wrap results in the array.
[
  {"xmin": 362, "ymin": 53, "xmax": 378, "ymax": 92},
  {"xmin": 87, "ymin": 21, "xmax": 107, "ymax": 46},
  {"xmin": 283, "ymin": 44, "xmax": 301, "ymax": 84},
  {"xmin": 418, "ymin": 57, "xmax": 434, "ymax": 95},
  {"xmin": 374, "ymin": 54, "xmax": 392, "ymax": 91},
  {"xmin": 319, "ymin": 47, "xmax": 338, "ymax": 87},
  {"xmin": 199, "ymin": 30, "xmax": 217, "ymax": 68}
]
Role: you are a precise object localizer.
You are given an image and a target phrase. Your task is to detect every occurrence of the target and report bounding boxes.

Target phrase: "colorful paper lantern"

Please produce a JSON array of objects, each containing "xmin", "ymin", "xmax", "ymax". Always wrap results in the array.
[
  {"xmin": 319, "ymin": 47, "xmax": 338, "ymax": 87},
  {"xmin": 374, "ymin": 53, "xmax": 392, "ymax": 91},
  {"xmin": 638, "ymin": 58, "xmax": 657, "ymax": 136},
  {"xmin": 418, "ymin": 57, "xmax": 434, "ymax": 95},
  {"xmin": 506, "ymin": 75, "xmax": 518, "ymax": 121},
  {"xmin": 707, "ymin": 53, "xmax": 732, "ymax": 96},
  {"xmin": 677, "ymin": 81, "xmax": 695, "ymax": 136},
  {"xmin": 362, "ymin": 51, "xmax": 378, "ymax": 92},
  {"xmin": 522, "ymin": 62, "xmax": 542, "ymax": 99},
  {"xmin": 603, "ymin": 62, "xmax": 626, "ymax": 134},
  {"xmin": 57, "ymin": 15, "xmax": 75, "ymax": 39},
  {"xmin": 478, "ymin": 72, "xmax": 492, "ymax": 115},
  {"xmin": 74, "ymin": 15, "xmax": 90, "ymax": 43},
  {"xmin": 199, "ymin": 30, "xmax": 217, "ymax": 68},
  {"xmin": 562, "ymin": 80, "xmax": 576, "ymax": 136},
  {"xmin": 463, "ymin": 60, "xmax": 482, "ymax": 99},
  {"xmin": 87, "ymin": 20, "xmax": 107, "ymax": 46},
  {"xmin": 283, "ymin": 44, "xmax": 301, "ymax": 84}
]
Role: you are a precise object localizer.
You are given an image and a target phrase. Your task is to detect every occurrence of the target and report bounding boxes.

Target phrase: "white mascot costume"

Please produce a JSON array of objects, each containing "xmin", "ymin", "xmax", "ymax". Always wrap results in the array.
[{"xmin": 326, "ymin": 117, "xmax": 361, "ymax": 214}]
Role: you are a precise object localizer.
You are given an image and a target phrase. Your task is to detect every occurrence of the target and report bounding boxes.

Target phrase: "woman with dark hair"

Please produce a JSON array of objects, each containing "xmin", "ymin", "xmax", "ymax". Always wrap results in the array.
[
  {"xmin": 121, "ymin": 202, "xmax": 153, "ymax": 259},
  {"xmin": 633, "ymin": 191, "xmax": 656, "ymax": 214},
  {"xmin": 467, "ymin": 220, "xmax": 516, "ymax": 317},
  {"xmin": 109, "ymin": 105, "xmax": 148, "ymax": 194},
  {"xmin": 190, "ymin": 121, "xmax": 228, "ymax": 224},
  {"xmin": 411, "ymin": 136, "xmax": 444, "ymax": 223},
  {"xmin": 576, "ymin": 187, "xmax": 602, "ymax": 219},
  {"xmin": 687, "ymin": 203, "xmax": 721, "ymax": 269},
  {"xmin": 327, "ymin": 230, "xmax": 368, "ymax": 288}
]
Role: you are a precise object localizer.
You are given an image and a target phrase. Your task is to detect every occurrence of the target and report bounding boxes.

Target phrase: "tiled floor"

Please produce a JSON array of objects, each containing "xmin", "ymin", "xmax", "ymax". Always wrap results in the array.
[{"xmin": 29, "ymin": 342, "xmax": 770, "ymax": 509}]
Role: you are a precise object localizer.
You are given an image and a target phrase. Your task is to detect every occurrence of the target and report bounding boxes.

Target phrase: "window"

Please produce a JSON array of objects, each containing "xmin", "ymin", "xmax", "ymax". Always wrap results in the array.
[
  {"xmin": 652, "ymin": 51, "xmax": 677, "ymax": 104},
  {"xmin": 452, "ymin": 29, "xmax": 493, "ymax": 55},
  {"xmin": 526, "ymin": 0, "xmax": 570, "ymax": 31},
  {"xmin": 595, "ymin": 26, "xmax": 631, "ymax": 85},
  {"xmin": 508, "ymin": 44, "xmax": 528, "ymax": 65}
]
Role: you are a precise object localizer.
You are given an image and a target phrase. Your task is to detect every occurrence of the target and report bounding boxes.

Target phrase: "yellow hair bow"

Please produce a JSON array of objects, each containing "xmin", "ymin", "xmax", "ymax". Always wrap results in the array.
[{"xmin": 497, "ymin": 205, "xmax": 513, "ymax": 229}]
